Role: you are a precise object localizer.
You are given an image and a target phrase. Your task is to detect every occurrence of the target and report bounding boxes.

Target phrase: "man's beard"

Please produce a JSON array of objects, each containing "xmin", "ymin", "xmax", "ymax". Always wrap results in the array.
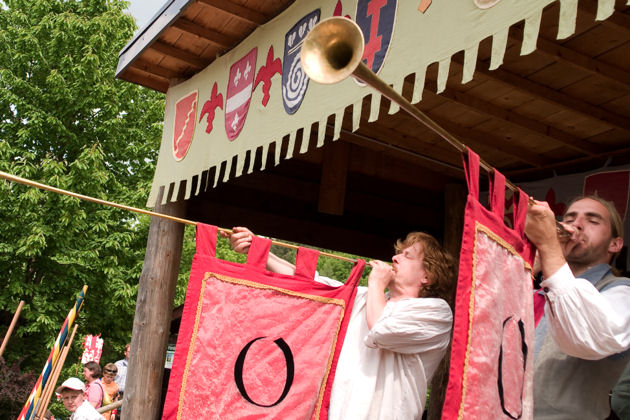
[{"xmin": 564, "ymin": 241, "xmax": 607, "ymax": 268}]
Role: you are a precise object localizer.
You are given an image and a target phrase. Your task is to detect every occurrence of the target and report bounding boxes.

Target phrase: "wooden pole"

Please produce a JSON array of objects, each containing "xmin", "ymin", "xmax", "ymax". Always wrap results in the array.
[
  {"xmin": 35, "ymin": 324, "xmax": 78, "ymax": 419},
  {"xmin": 0, "ymin": 300, "xmax": 25, "ymax": 358},
  {"xmin": 98, "ymin": 400, "xmax": 123, "ymax": 414},
  {"xmin": 427, "ymin": 183, "xmax": 466, "ymax": 420},
  {"xmin": 0, "ymin": 170, "xmax": 356, "ymax": 263},
  {"xmin": 121, "ymin": 189, "xmax": 186, "ymax": 420}
]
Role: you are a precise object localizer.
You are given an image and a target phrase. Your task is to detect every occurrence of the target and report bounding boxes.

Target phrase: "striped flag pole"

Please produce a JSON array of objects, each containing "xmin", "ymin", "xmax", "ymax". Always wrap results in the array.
[{"xmin": 17, "ymin": 285, "xmax": 88, "ymax": 420}]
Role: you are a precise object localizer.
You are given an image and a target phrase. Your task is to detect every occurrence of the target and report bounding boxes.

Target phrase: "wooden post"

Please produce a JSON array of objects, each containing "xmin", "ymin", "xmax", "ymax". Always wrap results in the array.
[
  {"xmin": 427, "ymin": 183, "xmax": 466, "ymax": 420},
  {"xmin": 121, "ymin": 188, "xmax": 186, "ymax": 420},
  {"xmin": 318, "ymin": 141, "xmax": 350, "ymax": 215}
]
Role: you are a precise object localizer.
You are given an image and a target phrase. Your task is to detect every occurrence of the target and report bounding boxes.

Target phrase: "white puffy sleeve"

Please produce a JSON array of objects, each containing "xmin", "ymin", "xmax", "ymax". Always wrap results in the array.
[
  {"xmin": 542, "ymin": 263, "xmax": 630, "ymax": 360},
  {"xmin": 364, "ymin": 297, "xmax": 453, "ymax": 354}
]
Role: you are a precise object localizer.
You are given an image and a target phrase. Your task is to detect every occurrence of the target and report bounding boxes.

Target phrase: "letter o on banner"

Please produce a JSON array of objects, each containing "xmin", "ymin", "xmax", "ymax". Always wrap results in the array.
[
  {"xmin": 497, "ymin": 316, "xmax": 527, "ymax": 419},
  {"xmin": 234, "ymin": 336, "xmax": 295, "ymax": 407}
]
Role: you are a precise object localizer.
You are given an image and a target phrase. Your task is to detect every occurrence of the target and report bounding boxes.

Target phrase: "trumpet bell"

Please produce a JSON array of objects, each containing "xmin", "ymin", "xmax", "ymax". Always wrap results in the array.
[{"xmin": 301, "ymin": 17, "xmax": 365, "ymax": 84}]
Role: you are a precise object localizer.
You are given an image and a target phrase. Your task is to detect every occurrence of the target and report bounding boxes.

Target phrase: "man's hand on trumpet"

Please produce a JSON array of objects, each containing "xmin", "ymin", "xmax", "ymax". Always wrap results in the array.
[{"xmin": 525, "ymin": 199, "xmax": 576, "ymax": 279}]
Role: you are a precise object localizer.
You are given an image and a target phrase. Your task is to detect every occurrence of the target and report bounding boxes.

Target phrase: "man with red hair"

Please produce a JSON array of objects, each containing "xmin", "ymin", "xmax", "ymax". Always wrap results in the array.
[{"xmin": 224, "ymin": 227, "xmax": 457, "ymax": 419}]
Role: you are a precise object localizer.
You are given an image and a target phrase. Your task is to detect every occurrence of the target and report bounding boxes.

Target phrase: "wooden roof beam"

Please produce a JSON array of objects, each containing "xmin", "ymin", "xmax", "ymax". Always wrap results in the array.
[
  {"xmin": 336, "ymin": 128, "xmax": 465, "ymax": 179},
  {"xmin": 370, "ymin": 92, "xmax": 554, "ymax": 167},
  {"xmin": 428, "ymin": 115, "xmax": 556, "ymax": 167},
  {"xmin": 472, "ymin": 63, "xmax": 630, "ymax": 133},
  {"xmin": 131, "ymin": 57, "xmax": 182, "ymax": 80},
  {"xmin": 506, "ymin": 145, "xmax": 630, "ymax": 179},
  {"xmin": 578, "ymin": 0, "xmax": 630, "ymax": 35},
  {"xmin": 421, "ymin": 80, "xmax": 602, "ymax": 156},
  {"xmin": 120, "ymin": 67, "xmax": 170, "ymax": 92},
  {"xmin": 172, "ymin": 18, "xmax": 240, "ymax": 48},
  {"xmin": 150, "ymin": 40, "xmax": 208, "ymax": 69},
  {"xmin": 509, "ymin": 29, "xmax": 630, "ymax": 91},
  {"xmin": 197, "ymin": 0, "xmax": 268, "ymax": 25}
]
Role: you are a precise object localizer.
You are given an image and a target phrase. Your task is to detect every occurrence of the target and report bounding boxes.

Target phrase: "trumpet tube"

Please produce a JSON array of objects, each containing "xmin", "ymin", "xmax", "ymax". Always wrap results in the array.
[{"xmin": 301, "ymin": 16, "xmax": 570, "ymax": 237}]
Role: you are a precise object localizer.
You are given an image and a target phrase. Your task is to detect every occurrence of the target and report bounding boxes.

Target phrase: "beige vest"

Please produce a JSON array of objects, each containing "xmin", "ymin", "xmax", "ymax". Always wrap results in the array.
[{"xmin": 533, "ymin": 274, "xmax": 630, "ymax": 420}]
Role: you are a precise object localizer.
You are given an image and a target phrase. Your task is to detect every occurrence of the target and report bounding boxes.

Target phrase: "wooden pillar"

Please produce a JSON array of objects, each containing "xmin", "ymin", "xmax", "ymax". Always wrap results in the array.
[
  {"xmin": 318, "ymin": 141, "xmax": 351, "ymax": 215},
  {"xmin": 427, "ymin": 183, "xmax": 466, "ymax": 420},
  {"xmin": 121, "ymin": 188, "xmax": 186, "ymax": 420}
]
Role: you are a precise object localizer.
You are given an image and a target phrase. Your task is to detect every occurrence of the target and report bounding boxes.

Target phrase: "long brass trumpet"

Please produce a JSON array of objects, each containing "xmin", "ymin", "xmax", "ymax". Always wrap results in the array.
[{"xmin": 300, "ymin": 17, "xmax": 570, "ymax": 237}]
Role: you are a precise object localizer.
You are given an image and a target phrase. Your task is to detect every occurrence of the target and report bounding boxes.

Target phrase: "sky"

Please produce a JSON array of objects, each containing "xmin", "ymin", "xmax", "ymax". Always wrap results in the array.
[{"xmin": 126, "ymin": 0, "xmax": 169, "ymax": 32}]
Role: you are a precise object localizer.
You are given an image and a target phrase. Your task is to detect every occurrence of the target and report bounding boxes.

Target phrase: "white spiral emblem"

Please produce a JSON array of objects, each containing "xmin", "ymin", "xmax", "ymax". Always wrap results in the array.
[{"xmin": 283, "ymin": 54, "xmax": 308, "ymax": 111}]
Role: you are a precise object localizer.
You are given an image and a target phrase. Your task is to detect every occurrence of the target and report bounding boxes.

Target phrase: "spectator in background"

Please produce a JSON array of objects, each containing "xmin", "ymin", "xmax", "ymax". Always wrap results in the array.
[
  {"xmin": 82, "ymin": 361, "xmax": 104, "ymax": 409},
  {"xmin": 56, "ymin": 377, "xmax": 105, "ymax": 420},
  {"xmin": 114, "ymin": 344, "xmax": 129, "ymax": 395},
  {"xmin": 100, "ymin": 363, "xmax": 119, "ymax": 419}
]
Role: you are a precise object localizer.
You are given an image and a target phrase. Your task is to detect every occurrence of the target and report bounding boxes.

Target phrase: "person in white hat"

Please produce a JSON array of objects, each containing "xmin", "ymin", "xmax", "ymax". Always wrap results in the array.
[{"xmin": 56, "ymin": 377, "xmax": 105, "ymax": 420}]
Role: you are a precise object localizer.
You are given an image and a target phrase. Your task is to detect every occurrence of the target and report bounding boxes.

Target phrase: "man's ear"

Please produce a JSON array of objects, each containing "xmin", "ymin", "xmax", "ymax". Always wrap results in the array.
[{"xmin": 608, "ymin": 237, "xmax": 623, "ymax": 255}]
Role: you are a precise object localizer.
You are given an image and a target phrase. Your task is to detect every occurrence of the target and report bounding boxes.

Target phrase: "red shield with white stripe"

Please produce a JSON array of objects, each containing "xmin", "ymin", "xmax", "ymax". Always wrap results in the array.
[
  {"xmin": 172, "ymin": 91, "xmax": 198, "ymax": 161},
  {"xmin": 225, "ymin": 48, "xmax": 257, "ymax": 141}
]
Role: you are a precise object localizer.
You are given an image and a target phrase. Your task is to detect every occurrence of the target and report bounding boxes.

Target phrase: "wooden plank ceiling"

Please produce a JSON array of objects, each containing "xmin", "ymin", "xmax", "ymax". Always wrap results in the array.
[{"xmin": 116, "ymin": 0, "xmax": 630, "ymax": 258}]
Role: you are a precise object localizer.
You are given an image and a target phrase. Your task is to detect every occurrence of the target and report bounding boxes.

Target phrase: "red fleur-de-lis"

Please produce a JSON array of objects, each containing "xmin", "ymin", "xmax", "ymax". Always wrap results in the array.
[
  {"xmin": 333, "ymin": 0, "xmax": 351, "ymax": 19},
  {"xmin": 199, "ymin": 82, "xmax": 224, "ymax": 134},
  {"xmin": 545, "ymin": 188, "xmax": 566, "ymax": 217},
  {"xmin": 254, "ymin": 45, "xmax": 282, "ymax": 107}
]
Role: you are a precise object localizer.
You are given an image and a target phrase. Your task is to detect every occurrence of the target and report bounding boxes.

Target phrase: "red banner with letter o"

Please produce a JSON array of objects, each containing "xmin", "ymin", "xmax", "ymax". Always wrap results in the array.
[{"xmin": 162, "ymin": 224, "xmax": 364, "ymax": 419}]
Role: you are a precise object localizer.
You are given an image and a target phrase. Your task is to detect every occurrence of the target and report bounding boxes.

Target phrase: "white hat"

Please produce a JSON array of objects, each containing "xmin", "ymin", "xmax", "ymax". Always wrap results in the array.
[{"xmin": 56, "ymin": 377, "xmax": 85, "ymax": 394}]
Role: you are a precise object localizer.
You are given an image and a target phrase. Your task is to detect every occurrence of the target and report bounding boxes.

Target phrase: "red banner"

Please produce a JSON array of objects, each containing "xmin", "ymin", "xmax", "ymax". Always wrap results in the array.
[
  {"xmin": 162, "ymin": 224, "xmax": 364, "ymax": 419},
  {"xmin": 443, "ymin": 150, "xmax": 536, "ymax": 419}
]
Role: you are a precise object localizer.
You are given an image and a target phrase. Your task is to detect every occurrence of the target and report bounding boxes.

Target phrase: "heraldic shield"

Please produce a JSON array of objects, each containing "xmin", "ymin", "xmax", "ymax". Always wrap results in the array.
[
  {"xmin": 225, "ymin": 48, "xmax": 257, "ymax": 141},
  {"xmin": 443, "ymin": 149, "xmax": 536, "ymax": 420},
  {"xmin": 162, "ymin": 224, "xmax": 365, "ymax": 420},
  {"xmin": 355, "ymin": 0, "xmax": 397, "ymax": 74},
  {"xmin": 282, "ymin": 9, "xmax": 320, "ymax": 115},
  {"xmin": 172, "ymin": 91, "xmax": 198, "ymax": 161}
]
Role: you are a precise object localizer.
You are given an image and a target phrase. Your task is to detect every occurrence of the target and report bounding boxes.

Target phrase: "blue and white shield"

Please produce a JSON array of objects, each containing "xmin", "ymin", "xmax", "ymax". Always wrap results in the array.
[
  {"xmin": 356, "ymin": 0, "xmax": 397, "ymax": 74},
  {"xmin": 282, "ymin": 9, "xmax": 321, "ymax": 115}
]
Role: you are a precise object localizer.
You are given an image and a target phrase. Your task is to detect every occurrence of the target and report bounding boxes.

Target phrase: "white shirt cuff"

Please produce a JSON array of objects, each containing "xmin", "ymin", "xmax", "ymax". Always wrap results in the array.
[{"xmin": 540, "ymin": 262, "xmax": 573, "ymax": 292}]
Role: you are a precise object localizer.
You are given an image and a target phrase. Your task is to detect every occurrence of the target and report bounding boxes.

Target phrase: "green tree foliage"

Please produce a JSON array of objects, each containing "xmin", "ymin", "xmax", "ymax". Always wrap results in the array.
[{"xmin": 0, "ymin": 0, "xmax": 164, "ymax": 371}]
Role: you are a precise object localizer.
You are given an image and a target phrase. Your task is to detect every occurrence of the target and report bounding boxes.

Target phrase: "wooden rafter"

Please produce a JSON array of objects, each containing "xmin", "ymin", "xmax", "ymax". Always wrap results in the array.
[
  {"xmin": 172, "ymin": 18, "xmax": 240, "ymax": 48},
  {"xmin": 337, "ymin": 128, "xmax": 464, "ymax": 178},
  {"xmin": 509, "ymin": 30, "xmax": 630, "ymax": 91},
  {"xmin": 150, "ymin": 41, "xmax": 208, "ymax": 69},
  {"xmin": 473, "ymin": 64, "xmax": 630, "ymax": 132},
  {"xmin": 197, "ymin": 0, "xmax": 268, "ymax": 25},
  {"xmin": 369, "ymin": 90, "xmax": 557, "ymax": 167},
  {"xmin": 428, "ymin": 116, "xmax": 557, "ymax": 167},
  {"xmin": 507, "ymin": 146, "xmax": 630, "ymax": 178},
  {"xmin": 422, "ymin": 84, "xmax": 603, "ymax": 156},
  {"xmin": 578, "ymin": 0, "xmax": 630, "ymax": 35},
  {"xmin": 121, "ymin": 67, "xmax": 169, "ymax": 92},
  {"xmin": 131, "ymin": 58, "xmax": 181, "ymax": 81}
]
